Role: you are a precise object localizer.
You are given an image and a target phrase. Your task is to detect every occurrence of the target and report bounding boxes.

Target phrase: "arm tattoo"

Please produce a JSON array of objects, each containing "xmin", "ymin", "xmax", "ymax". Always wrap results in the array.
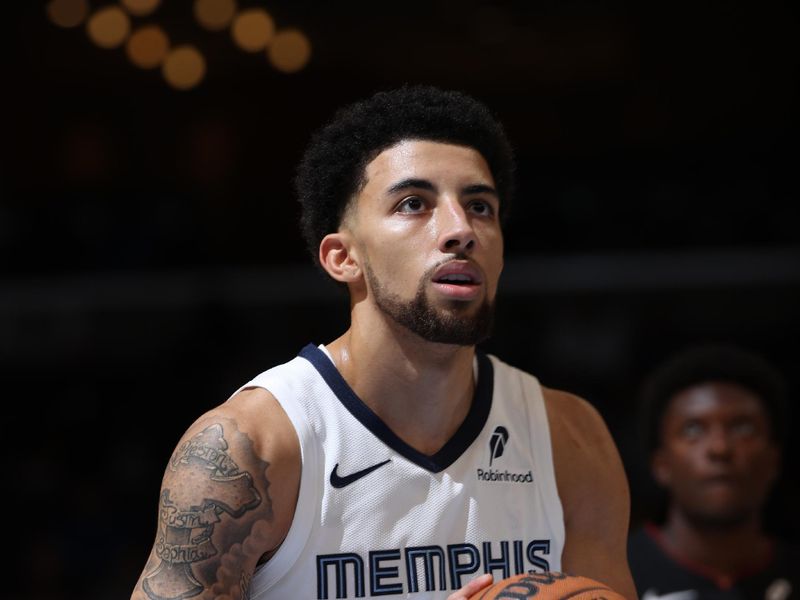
[
  {"xmin": 142, "ymin": 423, "xmax": 271, "ymax": 600},
  {"xmin": 240, "ymin": 571, "xmax": 252, "ymax": 600}
]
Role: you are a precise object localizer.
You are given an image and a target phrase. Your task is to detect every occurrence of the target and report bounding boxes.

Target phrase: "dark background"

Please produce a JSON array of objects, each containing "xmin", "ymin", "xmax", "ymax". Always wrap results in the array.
[{"xmin": 6, "ymin": 1, "xmax": 799, "ymax": 598}]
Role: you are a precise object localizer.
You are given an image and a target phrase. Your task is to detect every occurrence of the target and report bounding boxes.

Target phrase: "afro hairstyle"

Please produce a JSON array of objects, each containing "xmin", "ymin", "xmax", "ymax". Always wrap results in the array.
[
  {"xmin": 639, "ymin": 343, "xmax": 789, "ymax": 456},
  {"xmin": 295, "ymin": 85, "xmax": 515, "ymax": 268}
]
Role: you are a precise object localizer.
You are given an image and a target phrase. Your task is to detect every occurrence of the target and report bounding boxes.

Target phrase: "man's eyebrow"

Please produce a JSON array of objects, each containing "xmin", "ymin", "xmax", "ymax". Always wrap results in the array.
[
  {"xmin": 385, "ymin": 179, "xmax": 498, "ymax": 197},
  {"xmin": 385, "ymin": 178, "xmax": 437, "ymax": 195},
  {"xmin": 462, "ymin": 183, "xmax": 498, "ymax": 197}
]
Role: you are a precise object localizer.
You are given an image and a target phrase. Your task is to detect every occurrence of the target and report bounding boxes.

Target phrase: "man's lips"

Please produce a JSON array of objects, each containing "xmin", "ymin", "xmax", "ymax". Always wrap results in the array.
[
  {"xmin": 431, "ymin": 261, "xmax": 483, "ymax": 285},
  {"xmin": 699, "ymin": 473, "xmax": 742, "ymax": 487},
  {"xmin": 431, "ymin": 261, "xmax": 483, "ymax": 300}
]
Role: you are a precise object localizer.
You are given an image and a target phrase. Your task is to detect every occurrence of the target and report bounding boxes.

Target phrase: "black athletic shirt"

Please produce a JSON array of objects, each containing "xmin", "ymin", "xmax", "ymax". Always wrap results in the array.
[{"xmin": 628, "ymin": 524, "xmax": 800, "ymax": 600}]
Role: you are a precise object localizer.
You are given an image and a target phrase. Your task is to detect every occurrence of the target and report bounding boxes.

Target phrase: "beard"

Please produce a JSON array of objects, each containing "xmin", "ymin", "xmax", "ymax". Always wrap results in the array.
[{"xmin": 364, "ymin": 259, "xmax": 495, "ymax": 346}]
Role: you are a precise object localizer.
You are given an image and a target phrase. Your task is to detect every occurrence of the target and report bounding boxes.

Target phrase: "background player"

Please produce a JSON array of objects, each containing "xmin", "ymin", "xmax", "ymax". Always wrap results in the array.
[
  {"xmin": 628, "ymin": 344, "xmax": 798, "ymax": 599},
  {"xmin": 131, "ymin": 86, "xmax": 636, "ymax": 599}
]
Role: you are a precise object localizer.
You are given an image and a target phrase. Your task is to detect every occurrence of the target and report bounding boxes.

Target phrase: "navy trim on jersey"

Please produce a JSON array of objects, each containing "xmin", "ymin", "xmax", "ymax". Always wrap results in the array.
[{"xmin": 299, "ymin": 343, "xmax": 494, "ymax": 473}]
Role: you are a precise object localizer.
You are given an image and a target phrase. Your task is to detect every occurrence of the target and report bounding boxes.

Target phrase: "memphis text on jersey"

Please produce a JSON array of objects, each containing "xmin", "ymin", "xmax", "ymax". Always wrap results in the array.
[{"xmin": 316, "ymin": 538, "xmax": 553, "ymax": 599}]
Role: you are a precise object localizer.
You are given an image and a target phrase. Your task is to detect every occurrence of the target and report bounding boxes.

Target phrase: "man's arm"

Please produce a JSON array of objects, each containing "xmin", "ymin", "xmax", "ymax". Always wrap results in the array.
[
  {"xmin": 131, "ymin": 387, "xmax": 300, "ymax": 600},
  {"xmin": 545, "ymin": 389, "xmax": 638, "ymax": 599}
]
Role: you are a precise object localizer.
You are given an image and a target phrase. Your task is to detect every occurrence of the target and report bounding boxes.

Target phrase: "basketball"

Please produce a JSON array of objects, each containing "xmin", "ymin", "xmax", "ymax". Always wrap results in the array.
[{"xmin": 468, "ymin": 571, "xmax": 626, "ymax": 600}]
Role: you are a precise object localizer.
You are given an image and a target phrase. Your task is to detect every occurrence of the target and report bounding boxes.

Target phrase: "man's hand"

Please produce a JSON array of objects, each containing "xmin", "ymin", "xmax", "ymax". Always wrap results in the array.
[{"xmin": 447, "ymin": 573, "xmax": 493, "ymax": 600}]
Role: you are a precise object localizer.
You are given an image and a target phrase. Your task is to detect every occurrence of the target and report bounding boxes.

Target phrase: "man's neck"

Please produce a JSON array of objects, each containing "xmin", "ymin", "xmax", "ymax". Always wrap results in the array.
[
  {"xmin": 659, "ymin": 508, "xmax": 772, "ymax": 579},
  {"xmin": 326, "ymin": 318, "xmax": 477, "ymax": 456}
]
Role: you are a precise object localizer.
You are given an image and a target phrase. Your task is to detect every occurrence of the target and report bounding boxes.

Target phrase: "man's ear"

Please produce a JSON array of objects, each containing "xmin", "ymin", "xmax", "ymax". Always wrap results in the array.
[{"xmin": 319, "ymin": 232, "xmax": 362, "ymax": 283}]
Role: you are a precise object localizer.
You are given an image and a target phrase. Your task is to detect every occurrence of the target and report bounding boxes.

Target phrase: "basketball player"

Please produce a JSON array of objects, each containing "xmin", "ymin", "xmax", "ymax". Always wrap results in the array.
[
  {"xmin": 131, "ymin": 86, "xmax": 636, "ymax": 600},
  {"xmin": 628, "ymin": 344, "xmax": 799, "ymax": 600}
]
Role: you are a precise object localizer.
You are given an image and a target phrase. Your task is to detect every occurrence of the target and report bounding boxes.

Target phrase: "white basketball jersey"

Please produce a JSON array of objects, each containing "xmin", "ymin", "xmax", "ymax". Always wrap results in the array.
[{"xmin": 243, "ymin": 344, "xmax": 564, "ymax": 599}]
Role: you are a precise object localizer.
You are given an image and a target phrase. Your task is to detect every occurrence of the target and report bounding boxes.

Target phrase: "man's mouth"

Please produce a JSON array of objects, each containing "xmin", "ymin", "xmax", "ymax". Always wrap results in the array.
[
  {"xmin": 434, "ymin": 273, "xmax": 476, "ymax": 285},
  {"xmin": 431, "ymin": 262, "xmax": 483, "ymax": 300},
  {"xmin": 431, "ymin": 261, "xmax": 483, "ymax": 284},
  {"xmin": 701, "ymin": 473, "xmax": 741, "ymax": 487}
]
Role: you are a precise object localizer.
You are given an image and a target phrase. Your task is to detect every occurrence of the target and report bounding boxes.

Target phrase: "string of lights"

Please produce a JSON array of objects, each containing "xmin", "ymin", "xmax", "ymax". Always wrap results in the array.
[{"xmin": 46, "ymin": 0, "xmax": 312, "ymax": 90}]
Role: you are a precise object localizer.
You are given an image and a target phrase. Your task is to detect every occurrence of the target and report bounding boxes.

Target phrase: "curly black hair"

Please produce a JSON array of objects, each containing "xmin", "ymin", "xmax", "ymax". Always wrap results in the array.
[
  {"xmin": 639, "ymin": 344, "xmax": 789, "ymax": 456},
  {"xmin": 295, "ymin": 85, "xmax": 515, "ymax": 267}
]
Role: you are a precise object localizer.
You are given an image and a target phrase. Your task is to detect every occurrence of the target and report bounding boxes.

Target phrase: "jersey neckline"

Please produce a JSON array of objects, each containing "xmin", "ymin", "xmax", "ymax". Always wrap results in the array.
[
  {"xmin": 298, "ymin": 343, "xmax": 494, "ymax": 473},
  {"xmin": 643, "ymin": 522, "xmax": 776, "ymax": 590}
]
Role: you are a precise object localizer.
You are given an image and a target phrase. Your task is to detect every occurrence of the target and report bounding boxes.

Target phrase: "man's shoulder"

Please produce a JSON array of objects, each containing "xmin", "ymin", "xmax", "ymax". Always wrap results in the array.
[
  {"xmin": 486, "ymin": 355, "xmax": 598, "ymax": 428},
  {"xmin": 486, "ymin": 352, "xmax": 593, "ymax": 404},
  {"xmin": 481, "ymin": 353, "xmax": 593, "ymax": 419},
  {"xmin": 230, "ymin": 344, "xmax": 322, "ymax": 400},
  {"xmin": 193, "ymin": 349, "xmax": 310, "ymax": 464},
  {"xmin": 485, "ymin": 355, "xmax": 545, "ymax": 402},
  {"xmin": 541, "ymin": 385, "xmax": 610, "ymax": 450}
]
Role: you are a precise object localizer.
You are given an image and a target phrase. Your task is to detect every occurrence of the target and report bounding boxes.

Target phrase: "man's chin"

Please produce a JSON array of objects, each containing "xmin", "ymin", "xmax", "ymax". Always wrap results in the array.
[
  {"xmin": 434, "ymin": 300, "xmax": 484, "ymax": 317},
  {"xmin": 367, "ymin": 264, "xmax": 494, "ymax": 346},
  {"xmin": 684, "ymin": 505, "xmax": 754, "ymax": 530},
  {"xmin": 408, "ymin": 304, "xmax": 494, "ymax": 346}
]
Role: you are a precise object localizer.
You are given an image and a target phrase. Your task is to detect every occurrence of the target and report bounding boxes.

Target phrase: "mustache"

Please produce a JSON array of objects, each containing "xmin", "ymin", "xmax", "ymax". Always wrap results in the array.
[{"xmin": 424, "ymin": 253, "xmax": 479, "ymax": 278}]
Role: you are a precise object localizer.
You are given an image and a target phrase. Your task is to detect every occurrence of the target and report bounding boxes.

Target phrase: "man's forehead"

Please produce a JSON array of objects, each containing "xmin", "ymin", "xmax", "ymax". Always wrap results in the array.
[
  {"xmin": 667, "ymin": 382, "xmax": 766, "ymax": 418},
  {"xmin": 363, "ymin": 139, "xmax": 493, "ymax": 185}
]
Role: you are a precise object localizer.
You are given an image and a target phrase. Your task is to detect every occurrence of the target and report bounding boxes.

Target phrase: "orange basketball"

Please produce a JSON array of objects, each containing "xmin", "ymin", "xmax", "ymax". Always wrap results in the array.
[{"xmin": 469, "ymin": 571, "xmax": 626, "ymax": 600}]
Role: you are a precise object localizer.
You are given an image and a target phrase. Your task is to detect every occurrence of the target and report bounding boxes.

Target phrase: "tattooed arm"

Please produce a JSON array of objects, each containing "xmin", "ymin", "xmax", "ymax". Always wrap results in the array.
[{"xmin": 131, "ymin": 387, "xmax": 301, "ymax": 600}]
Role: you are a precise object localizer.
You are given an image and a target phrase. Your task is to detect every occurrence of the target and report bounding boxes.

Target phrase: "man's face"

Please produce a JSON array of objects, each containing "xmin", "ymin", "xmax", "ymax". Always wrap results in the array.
[
  {"xmin": 345, "ymin": 139, "xmax": 504, "ymax": 345},
  {"xmin": 652, "ymin": 382, "xmax": 780, "ymax": 529}
]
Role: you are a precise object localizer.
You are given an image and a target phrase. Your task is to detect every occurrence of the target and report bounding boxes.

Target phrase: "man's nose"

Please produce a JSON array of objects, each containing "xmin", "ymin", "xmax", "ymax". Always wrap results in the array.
[
  {"xmin": 437, "ymin": 199, "xmax": 476, "ymax": 254},
  {"xmin": 706, "ymin": 425, "xmax": 734, "ymax": 460}
]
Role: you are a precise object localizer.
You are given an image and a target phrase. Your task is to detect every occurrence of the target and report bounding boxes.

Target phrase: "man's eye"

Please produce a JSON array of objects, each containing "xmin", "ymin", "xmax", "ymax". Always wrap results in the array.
[
  {"xmin": 469, "ymin": 200, "xmax": 495, "ymax": 216},
  {"xmin": 730, "ymin": 421, "xmax": 756, "ymax": 437},
  {"xmin": 397, "ymin": 197, "xmax": 425, "ymax": 213},
  {"xmin": 681, "ymin": 421, "xmax": 705, "ymax": 438}
]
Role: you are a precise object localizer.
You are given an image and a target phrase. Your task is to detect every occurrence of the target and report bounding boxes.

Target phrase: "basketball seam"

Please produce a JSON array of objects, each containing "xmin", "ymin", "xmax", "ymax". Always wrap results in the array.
[{"xmin": 559, "ymin": 585, "xmax": 613, "ymax": 599}]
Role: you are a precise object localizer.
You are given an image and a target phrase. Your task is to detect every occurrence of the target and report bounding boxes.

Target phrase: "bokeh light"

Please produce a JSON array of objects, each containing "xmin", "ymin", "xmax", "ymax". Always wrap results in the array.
[
  {"xmin": 231, "ymin": 8, "xmax": 275, "ymax": 53},
  {"xmin": 194, "ymin": 0, "xmax": 237, "ymax": 31},
  {"xmin": 120, "ymin": 0, "xmax": 162, "ymax": 17},
  {"xmin": 46, "ymin": 0, "xmax": 89, "ymax": 28},
  {"xmin": 126, "ymin": 25, "xmax": 169, "ymax": 70},
  {"xmin": 162, "ymin": 45, "xmax": 206, "ymax": 90},
  {"xmin": 268, "ymin": 29, "xmax": 312, "ymax": 73},
  {"xmin": 86, "ymin": 6, "xmax": 131, "ymax": 49}
]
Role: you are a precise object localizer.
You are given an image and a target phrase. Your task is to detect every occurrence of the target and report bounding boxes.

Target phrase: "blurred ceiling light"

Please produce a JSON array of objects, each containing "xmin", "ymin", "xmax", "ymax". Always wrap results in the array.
[
  {"xmin": 121, "ymin": 0, "xmax": 162, "ymax": 17},
  {"xmin": 126, "ymin": 25, "xmax": 169, "ymax": 69},
  {"xmin": 47, "ymin": 0, "xmax": 89, "ymax": 28},
  {"xmin": 87, "ymin": 6, "xmax": 131, "ymax": 49},
  {"xmin": 268, "ymin": 29, "xmax": 311, "ymax": 73},
  {"xmin": 231, "ymin": 8, "xmax": 275, "ymax": 52},
  {"xmin": 162, "ymin": 45, "xmax": 206, "ymax": 90},
  {"xmin": 194, "ymin": 0, "xmax": 237, "ymax": 31}
]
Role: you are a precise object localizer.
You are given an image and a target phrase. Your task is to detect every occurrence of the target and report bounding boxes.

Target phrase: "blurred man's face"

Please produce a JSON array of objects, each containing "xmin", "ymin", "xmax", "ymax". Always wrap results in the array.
[{"xmin": 652, "ymin": 382, "xmax": 780, "ymax": 529}]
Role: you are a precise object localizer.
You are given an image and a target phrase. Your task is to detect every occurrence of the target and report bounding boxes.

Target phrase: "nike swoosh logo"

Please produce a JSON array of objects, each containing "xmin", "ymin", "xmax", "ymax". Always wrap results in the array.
[
  {"xmin": 642, "ymin": 589, "xmax": 698, "ymax": 600},
  {"xmin": 330, "ymin": 459, "xmax": 392, "ymax": 488}
]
